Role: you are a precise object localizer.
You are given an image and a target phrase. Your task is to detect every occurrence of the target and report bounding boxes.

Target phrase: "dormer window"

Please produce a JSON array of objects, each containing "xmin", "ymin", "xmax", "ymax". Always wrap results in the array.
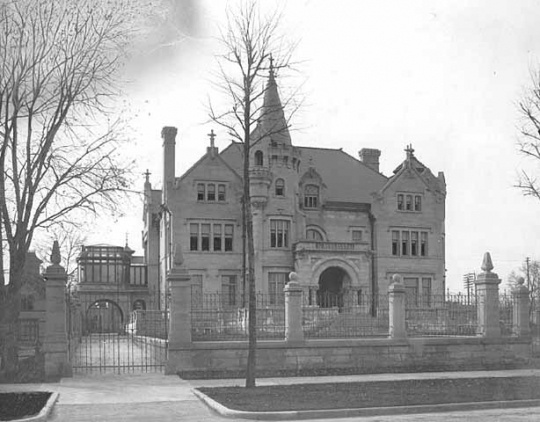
[
  {"xmin": 255, "ymin": 150, "xmax": 263, "ymax": 166},
  {"xmin": 397, "ymin": 193, "xmax": 422, "ymax": 212},
  {"xmin": 304, "ymin": 185, "xmax": 319, "ymax": 208},
  {"xmin": 275, "ymin": 178, "xmax": 285, "ymax": 196}
]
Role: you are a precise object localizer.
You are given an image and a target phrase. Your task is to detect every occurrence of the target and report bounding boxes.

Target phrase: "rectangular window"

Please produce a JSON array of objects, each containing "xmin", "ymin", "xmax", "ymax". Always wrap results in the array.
[
  {"xmin": 213, "ymin": 224, "xmax": 222, "ymax": 251},
  {"xmin": 352, "ymin": 230, "xmax": 362, "ymax": 242},
  {"xmin": 421, "ymin": 232, "xmax": 428, "ymax": 256},
  {"xmin": 406, "ymin": 195, "xmax": 413, "ymax": 211},
  {"xmin": 197, "ymin": 183, "xmax": 205, "ymax": 201},
  {"xmin": 397, "ymin": 194, "xmax": 404, "ymax": 210},
  {"xmin": 404, "ymin": 277, "xmax": 419, "ymax": 307},
  {"xmin": 414, "ymin": 195, "xmax": 422, "ymax": 211},
  {"xmin": 218, "ymin": 184, "xmax": 226, "ymax": 201},
  {"xmin": 304, "ymin": 185, "xmax": 319, "ymax": 208},
  {"xmin": 270, "ymin": 220, "xmax": 290, "ymax": 248},
  {"xmin": 411, "ymin": 231, "xmax": 418, "ymax": 256},
  {"xmin": 207, "ymin": 184, "xmax": 216, "ymax": 201},
  {"xmin": 401, "ymin": 231, "xmax": 409, "ymax": 256},
  {"xmin": 421, "ymin": 277, "xmax": 432, "ymax": 307},
  {"xmin": 190, "ymin": 224, "xmax": 199, "ymax": 251},
  {"xmin": 392, "ymin": 231, "xmax": 399, "ymax": 256},
  {"xmin": 201, "ymin": 224, "xmax": 210, "ymax": 251},
  {"xmin": 225, "ymin": 224, "xmax": 233, "ymax": 251},
  {"xmin": 221, "ymin": 275, "xmax": 237, "ymax": 307},
  {"xmin": 268, "ymin": 272, "xmax": 287, "ymax": 305}
]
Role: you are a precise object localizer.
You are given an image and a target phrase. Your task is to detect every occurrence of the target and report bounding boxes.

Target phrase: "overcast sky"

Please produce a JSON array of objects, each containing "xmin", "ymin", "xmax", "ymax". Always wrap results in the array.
[{"xmin": 85, "ymin": 0, "xmax": 540, "ymax": 293}]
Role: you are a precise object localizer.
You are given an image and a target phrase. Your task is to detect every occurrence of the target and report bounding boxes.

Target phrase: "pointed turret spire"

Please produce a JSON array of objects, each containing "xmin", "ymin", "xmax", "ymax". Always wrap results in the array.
[{"xmin": 257, "ymin": 54, "xmax": 291, "ymax": 145}]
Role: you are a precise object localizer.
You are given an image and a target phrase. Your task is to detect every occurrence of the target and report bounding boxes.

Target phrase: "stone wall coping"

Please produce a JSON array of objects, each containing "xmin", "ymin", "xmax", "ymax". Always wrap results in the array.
[{"xmin": 176, "ymin": 336, "xmax": 531, "ymax": 351}]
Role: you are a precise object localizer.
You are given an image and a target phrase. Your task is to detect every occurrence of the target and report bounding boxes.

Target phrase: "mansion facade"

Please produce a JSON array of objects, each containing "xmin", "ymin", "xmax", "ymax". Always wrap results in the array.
[{"xmin": 143, "ymin": 70, "xmax": 446, "ymax": 311}]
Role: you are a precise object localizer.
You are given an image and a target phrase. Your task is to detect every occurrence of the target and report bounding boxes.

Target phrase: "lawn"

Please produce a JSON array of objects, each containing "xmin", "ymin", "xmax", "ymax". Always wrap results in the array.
[
  {"xmin": 198, "ymin": 376, "xmax": 540, "ymax": 412},
  {"xmin": 0, "ymin": 392, "xmax": 51, "ymax": 421}
]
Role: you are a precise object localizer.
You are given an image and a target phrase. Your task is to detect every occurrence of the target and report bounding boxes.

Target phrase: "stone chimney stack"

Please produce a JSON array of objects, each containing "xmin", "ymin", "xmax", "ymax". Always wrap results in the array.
[
  {"xmin": 162, "ymin": 126, "xmax": 178, "ymax": 200},
  {"xmin": 359, "ymin": 148, "xmax": 381, "ymax": 173}
]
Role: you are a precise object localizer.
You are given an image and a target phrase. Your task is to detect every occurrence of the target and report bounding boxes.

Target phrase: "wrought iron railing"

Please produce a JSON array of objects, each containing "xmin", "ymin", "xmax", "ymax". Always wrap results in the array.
[{"xmin": 499, "ymin": 292, "xmax": 516, "ymax": 336}]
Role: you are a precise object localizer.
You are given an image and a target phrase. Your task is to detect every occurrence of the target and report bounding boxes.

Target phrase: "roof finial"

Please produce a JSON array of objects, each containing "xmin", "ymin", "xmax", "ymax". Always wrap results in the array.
[
  {"xmin": 405, "ymin": 144, "xmax": 415, "ymax": 159},
  {"xmin": 268, "ymin": 53, "xmax": 276, "ymax": 84},
  {"xmin": 144, "ymin": 169, "xmax": 151, "ymax": 184},
  {"xmin": 207, "ymin": 129, "xmax": 216, "ymax": 148}
]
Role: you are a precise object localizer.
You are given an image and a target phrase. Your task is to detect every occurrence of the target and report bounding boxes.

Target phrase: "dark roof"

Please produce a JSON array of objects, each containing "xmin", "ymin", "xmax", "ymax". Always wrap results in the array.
[
  {"xmin": 297, "ymin": 147, "xmax": 388, "ymax": 203},
  {"xmin": 219, "ymin": 143, "xmax": 388, "ymax": 204}
]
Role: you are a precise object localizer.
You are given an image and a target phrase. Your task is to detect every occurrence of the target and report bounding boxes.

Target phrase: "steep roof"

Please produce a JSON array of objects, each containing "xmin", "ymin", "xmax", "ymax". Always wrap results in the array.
[
  {"xmin": 297, "ymin": 147, "xmax": 388, "ymax": 204},
  {"xmin": 219, "ymin": 143, "xmax": 388, "ymax": 204}
]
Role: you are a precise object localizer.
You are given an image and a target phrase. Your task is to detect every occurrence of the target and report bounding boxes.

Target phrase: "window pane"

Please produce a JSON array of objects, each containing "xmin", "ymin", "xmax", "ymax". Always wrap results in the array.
[
  {"xmin": 275, "ymin": 179, "xmax": 285, "ymax": 196},
  {"xmin": 207, "ymin": 184, "xmax": 215, "ymax": 201},
  {"xmin": 401, "ymin": 231, "xmax": 409, "ymax": 255},
  {"xmin": 352, "ymin": 230, "xmax": 362, "ymax": 242},
  {"xmin": 415, "ymin": 195, "xmax": 422, "ymax": 211},
  {"xmin": 197, "ymin": 184, "xmax": 205, "ymax": 201},
  {"xmin": 213, "ymin": 224, "xmax": 222, "ymax": 251},
  {"xmin": 406, "ymin": 195, "xmax": 412, "ymax": 210},
  {"xmin": 201, "ymin": 224, "xmax": 210, "ymax": 251},
  {"xmin": 225, "ymin": 224, "xmax": 233, "ymax": 251},
  {"xmin": 218, "ymin": 184, "xmax": 226, "ymax": 201},
  {"xmin": 392, "ymin": 230, "xmax": 399, "ymax": 256},
  {"xmin": 397, "ymin": 194, "xmax": 403, "ymax": 210},
  {"xmin": 190, "ymin": 224, "xmax": 199, "ymax": 251}
]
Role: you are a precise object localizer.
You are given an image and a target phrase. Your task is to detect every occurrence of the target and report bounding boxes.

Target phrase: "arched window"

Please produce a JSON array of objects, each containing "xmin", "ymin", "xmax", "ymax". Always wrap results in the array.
[
  {"xmin": 304, "ymin": 185, "xmax": 319, "ymax": 208},
  {"xmin": 254, "ymin": 150, "xmax": 263, "ymax": 166},
  {"xmin": 275, "ymin": 178, "xmax": 285, "ymax": 196},
  {"xmin": 306, "ymin": 229, "xmax": 323, "ymax": 241}
]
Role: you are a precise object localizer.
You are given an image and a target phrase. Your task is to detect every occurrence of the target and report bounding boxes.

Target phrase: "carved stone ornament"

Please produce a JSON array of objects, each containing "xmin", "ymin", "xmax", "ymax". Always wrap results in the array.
[
  {"xmin": 50, "ymin": 240, "xmax": 61, "ymax": 265},
  {"xmin": 481, "ymin": 252, "xmax": 494, "ymax": 273},
  {"xmin": 173, "ymin": 244, "xmax": 184, "ymax": 267}
]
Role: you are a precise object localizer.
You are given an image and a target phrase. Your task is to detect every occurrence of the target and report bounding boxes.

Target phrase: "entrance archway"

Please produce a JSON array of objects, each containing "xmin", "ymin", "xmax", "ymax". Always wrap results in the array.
[
  {"xmin": 86, "ymin": 299, "xmax": 124, "ymax": 334},
  {"xmin": 318, "ymin": 267, "xmax": 348, "ymax": 308}
]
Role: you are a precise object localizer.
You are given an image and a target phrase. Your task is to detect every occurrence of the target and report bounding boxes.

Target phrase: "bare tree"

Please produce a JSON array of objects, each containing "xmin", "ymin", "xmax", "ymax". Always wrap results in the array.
[
  {"xmin": 0, "ymin": 0, "xmax": 138, "ymax": 378},
  {"xmin": 507, "ymin": 258, "xmax": 540, "ymax": 315},
  {"xmin": 517, "ymin": 70, "xmax": 540, "ymax": 199},
  {"xmin": 208, "ymin": 1, "xmax": 298, "ymax": 388}
]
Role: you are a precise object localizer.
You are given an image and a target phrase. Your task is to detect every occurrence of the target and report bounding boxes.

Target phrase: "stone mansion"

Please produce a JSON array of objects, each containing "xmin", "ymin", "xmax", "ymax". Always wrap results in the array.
[{"xmin": 142, "ymin": 70, "xmax": 446, "ymax": 311}]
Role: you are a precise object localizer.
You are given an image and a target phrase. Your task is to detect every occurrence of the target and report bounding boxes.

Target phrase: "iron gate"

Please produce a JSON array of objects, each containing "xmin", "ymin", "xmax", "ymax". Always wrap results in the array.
[{"xmin": 66, "ymin": 291, "xmax": 168, "ymax": 374}]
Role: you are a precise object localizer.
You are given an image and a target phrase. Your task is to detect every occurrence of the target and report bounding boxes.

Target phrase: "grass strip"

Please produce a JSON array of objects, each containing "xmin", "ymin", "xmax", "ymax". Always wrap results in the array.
[{"xmin": 0, "ymin": 392, "xmax": 51, "ymax": 421}]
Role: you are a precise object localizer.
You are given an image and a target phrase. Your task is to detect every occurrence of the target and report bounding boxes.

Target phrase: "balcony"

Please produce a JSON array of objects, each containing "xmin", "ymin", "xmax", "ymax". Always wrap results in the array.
[{"xmin": 294, "ymin": 241, "xmax": 369, "ymax": 254}]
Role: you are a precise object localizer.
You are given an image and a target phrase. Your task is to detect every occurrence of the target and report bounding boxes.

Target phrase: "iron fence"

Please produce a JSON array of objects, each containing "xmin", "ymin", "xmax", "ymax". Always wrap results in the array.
[
  {"xmin": 499, "ymin": 293, "xmax": 516, "ymax": 337},
  {"xmin": 191, "ymin": 292, "xmax": 285, "ymax": 341},
  {"xmin": 406, "ymin": 293, "xmax": 478, "ymax": 337},
  {"xmin": 302, "ymin": 291, "xmax": 389, "ymax": 338}
]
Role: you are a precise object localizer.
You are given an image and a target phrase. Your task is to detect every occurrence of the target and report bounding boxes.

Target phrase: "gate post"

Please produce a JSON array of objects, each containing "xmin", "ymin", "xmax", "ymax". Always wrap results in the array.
[
  {"xmin": 44, "ymin": 241, "xmax": 72, "ymax": 379},
  {"xmin": 165, "ymin": 245, "xmax": 191, "ymax": 375},
  {"xmin": 285, "ymin": 272, "xmax": 304, "ymax": 343},
  {"xmin": 512, "ymin": 277, "xmax": 531, "ymax": 337},
  {"xmin": 388, "ymin": 274, "xmax": 407, "ymax": 339},
  {"xmin": 475, "ymin": 252, "xmax": 501, "ymax": 338}
]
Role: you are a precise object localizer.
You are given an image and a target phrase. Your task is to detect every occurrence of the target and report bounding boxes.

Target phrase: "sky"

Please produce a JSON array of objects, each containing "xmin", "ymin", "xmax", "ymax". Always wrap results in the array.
[{"xmin": 84, "ymin": 0, "xmax": 540, "ymax": 293}]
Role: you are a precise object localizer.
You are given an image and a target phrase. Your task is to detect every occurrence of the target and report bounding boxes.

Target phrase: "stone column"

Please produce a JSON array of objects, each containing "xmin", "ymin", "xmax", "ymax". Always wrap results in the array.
[
  {"xmin": 388, "ymin": 274, "xmax": 406, "ymax": 339},
  {"xmin": 285, "ymin": 272, "xmax": 304, "ymax": 343},
  {"xmin": 512, "ymin": 277, "xmax": 531, "ymax": 337},
  {"xmin": 475, "ymin": 252, "xmax": 501, "ymax": 338},
  {"xmin": 165, "ymin": 245, "xmax": 192, "ymax": 375},
  {"xmin": 44, "ymin": 241, "xmax": 72, "ymax": 379}
]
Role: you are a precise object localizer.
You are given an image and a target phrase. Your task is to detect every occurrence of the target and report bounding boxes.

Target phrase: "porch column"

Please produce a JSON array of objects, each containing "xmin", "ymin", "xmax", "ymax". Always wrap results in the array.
[
  {"xmin": 165, "ymin": 245, "xmax": 192, "ymax": 375},
  {"xmin": 512, "ymin": 277, "xmax": 531, "ymax": 337},
  {"xmin": 388, "ymin": 274, "xmax": 406, "ymax": 339},
  {"xmin": 475, "ymin": 252, "xmax": 501, "ymax": 338},
  {"xmin": 285, "ymin": 272, "xmax": 304, "ymax": 343},
  {"xmin": 44, "ymin": 241, "xmax": 72, "ymax": 379}
]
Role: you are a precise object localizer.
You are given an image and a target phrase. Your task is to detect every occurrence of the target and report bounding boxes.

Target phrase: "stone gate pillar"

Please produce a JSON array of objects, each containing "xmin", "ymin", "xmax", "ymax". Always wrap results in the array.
[
  {"xmin": 388, "ymin": 274, "xmax": 406, "ymax": 339},
  {"xmin": 512, "ymin": 277, "xmax": 531, "ymax": 337},
  {"xmin": 475, "ymin": 252, "xmax": 501, "ymax": 338},
  {"xmin": 285, "ymin": 272, "xmax": 304, "ymax": 343},
  {"xmin": 165, "ymin": 245, "xmax": 192, "ymax": 375},
  {"xmin": 44, "ymin": 241, "xmax": 72, "ymax": 379}
]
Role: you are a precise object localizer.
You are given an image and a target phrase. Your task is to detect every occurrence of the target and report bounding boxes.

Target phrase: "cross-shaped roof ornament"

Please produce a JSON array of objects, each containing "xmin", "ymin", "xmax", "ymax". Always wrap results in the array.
[
  {"xmin": 144, "ymin": 169, "xmax": 151, "ymax": 183},
  {"xmin": 207, "ymin": 129, "xmax": 216, "ymax": 148},
  {"xmin": 405, "ymin": 144, "xmax": 415, "ymax": 158}
]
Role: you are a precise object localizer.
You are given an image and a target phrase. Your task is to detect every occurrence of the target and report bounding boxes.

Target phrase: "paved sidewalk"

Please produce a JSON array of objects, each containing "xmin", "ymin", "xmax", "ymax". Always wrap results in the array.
[{"xmin": 1, "ymin": 369, "xmax": 540, "ymax": 421}]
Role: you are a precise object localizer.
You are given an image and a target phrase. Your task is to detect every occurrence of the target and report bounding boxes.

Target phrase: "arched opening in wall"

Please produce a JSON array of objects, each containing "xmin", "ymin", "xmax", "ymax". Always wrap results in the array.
[
  {"xmin": 133, "ymin": 299, "xmax": 146, "ymax": 311},
  {"xmin": 317, "ymin": 267, "xmax": 347, "ymax": 308},
  {"xmin": 86, "ymin": 299, "xmax": 124, "ymax": 334},
  {"xmin": 254, "ymin": 150, "xmax": 263, "ymax": 166}
]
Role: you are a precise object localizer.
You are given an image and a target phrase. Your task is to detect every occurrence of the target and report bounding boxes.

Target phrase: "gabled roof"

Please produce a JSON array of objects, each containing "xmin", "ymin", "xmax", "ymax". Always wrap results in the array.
[
  {"xmin": 219, "ymin": 143, "xmax": 388, "ymax": 204},
  {"xmin": 175, "ymin": 147, "xmax": 242, "ymax": 185},
  {"xmin": 297, "ymin": 147, "xmax": 388, "ymax": 204}
]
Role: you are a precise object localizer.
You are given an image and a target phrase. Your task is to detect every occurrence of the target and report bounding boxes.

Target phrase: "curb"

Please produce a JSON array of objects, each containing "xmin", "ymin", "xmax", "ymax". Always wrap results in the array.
[
  {"xmin": 192, "ymin": 389, "xmax": 540, "ymax": 420},
  {"xmin": 11, "ymin": 392, "xmax": 59, "ymax": 422}
]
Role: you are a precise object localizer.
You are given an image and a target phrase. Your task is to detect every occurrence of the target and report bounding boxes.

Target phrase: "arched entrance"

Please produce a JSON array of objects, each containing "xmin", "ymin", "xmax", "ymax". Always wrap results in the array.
[
  {"xmin": 86, "ymin": 299, "xmax": 124, "ymax": 334},
  {"xmin": 318, "ymin": 267, "xmax": 348, "ymax": 308}
]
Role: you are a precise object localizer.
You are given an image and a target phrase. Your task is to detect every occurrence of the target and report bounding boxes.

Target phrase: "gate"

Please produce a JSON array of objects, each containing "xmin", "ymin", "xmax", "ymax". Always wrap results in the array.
[{"xmin": 66, "ymin": 291, "xmax": 168, "ymax": 374}]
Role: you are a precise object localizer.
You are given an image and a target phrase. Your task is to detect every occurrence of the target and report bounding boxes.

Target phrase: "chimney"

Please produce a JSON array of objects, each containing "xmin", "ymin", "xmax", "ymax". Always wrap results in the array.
[
  {"xmin": 162, "ymin": 126, "xmax": 177, "ymax": 201},
  {"xmin": 359, "ymin": 148, "xmax": 381, "ymax": 173}
]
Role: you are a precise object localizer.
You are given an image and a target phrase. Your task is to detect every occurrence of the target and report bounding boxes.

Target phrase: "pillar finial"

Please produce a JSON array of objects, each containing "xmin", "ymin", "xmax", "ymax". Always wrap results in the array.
[
  {"xmin": 173, "ymin": 244, "xmax": 184, "ymax": 267},
  {"xmin": 50, "ymin": 240, "xmax": 61, "ymax": 265},
  {"xmin": 481, "ymin": 252, "xmax": 494, "ymax": 273}
]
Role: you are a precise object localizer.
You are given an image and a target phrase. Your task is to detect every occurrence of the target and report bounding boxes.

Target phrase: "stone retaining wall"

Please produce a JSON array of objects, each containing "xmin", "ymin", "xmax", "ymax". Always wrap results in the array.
[{"xmin": 168, "ymin": 337, "xmax": 532, "ymax": 376}]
